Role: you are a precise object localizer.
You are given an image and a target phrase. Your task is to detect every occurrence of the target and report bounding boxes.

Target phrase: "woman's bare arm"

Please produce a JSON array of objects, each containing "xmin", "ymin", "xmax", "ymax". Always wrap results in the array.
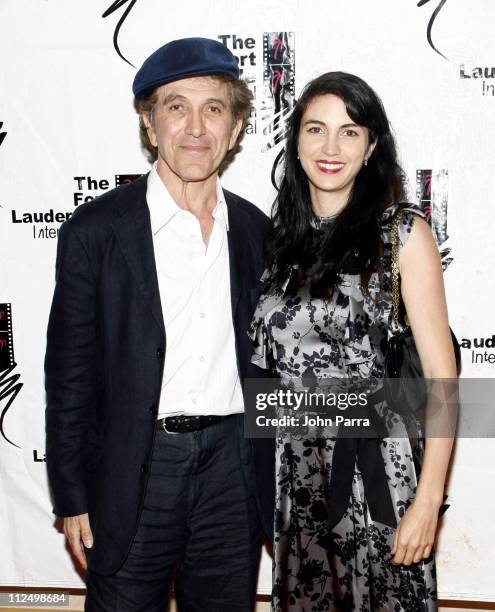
[{"xmin": 390, "ymin": 216, "xmax": 457, "ymax": 565}]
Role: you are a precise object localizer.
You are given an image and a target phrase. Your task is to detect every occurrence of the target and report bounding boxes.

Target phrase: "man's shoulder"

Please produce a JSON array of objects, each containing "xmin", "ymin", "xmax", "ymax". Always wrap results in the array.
[
  {"xmin": 65, "ymin": 174, "xmax": 148, "ymax": 232},
  {"xmin": 223, "ymin": 188, "xmax": 270, "ymax": 230}
]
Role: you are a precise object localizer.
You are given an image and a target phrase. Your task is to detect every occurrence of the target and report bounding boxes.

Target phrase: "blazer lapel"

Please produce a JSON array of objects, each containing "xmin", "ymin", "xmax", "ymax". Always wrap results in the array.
[
  {"xmin": 225, "ymin": 191, "xmax": 258, "ymax": 323},
  {"xmin": 111, "ymin": 175, "xmax": 165, "ymax": 334},
  {"xmin": 227, "ymin": 211, "xmax": 243, "ymax": 320}
]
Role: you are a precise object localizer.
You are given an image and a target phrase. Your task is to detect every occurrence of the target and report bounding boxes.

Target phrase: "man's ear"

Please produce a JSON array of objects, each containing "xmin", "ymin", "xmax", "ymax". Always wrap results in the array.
[
  {"xmin": 228, "ymin": 116, "xmax": 244, "ymax": 151},
  {"xmin": 142, "ymin": 111, "xmax": 157, "ymax": 148}
]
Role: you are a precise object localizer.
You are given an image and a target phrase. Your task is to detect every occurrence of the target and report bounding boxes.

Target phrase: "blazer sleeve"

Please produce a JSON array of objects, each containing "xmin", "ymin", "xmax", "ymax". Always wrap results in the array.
[{"xmin": 44, "ymin": 220, "xmax": 97, "ymax": 517}]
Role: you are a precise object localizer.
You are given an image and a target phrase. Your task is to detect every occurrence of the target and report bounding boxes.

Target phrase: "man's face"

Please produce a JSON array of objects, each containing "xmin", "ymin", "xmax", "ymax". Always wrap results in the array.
[{"xmin": 143, "ymin": 76, "xmax": 242, "ymax": 184}]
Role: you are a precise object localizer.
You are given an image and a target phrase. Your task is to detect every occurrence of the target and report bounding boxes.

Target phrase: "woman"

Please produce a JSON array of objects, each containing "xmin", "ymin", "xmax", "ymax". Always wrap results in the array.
[{"xmin": 248, "ymin": 72, "xmax": 457, "ymax": 611}]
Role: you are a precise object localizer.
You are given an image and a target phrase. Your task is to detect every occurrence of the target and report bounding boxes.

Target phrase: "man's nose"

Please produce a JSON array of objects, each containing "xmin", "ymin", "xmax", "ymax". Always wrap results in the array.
[{"xmin": 185, "ymin": 109, "xmax": 206, "ymax": 138}]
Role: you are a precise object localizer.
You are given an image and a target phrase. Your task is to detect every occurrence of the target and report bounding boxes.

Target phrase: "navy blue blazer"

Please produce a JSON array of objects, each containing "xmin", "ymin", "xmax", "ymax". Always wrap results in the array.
[{"xmin": 44, "ymin": 174, "xmax": 274, "ymax": 576}]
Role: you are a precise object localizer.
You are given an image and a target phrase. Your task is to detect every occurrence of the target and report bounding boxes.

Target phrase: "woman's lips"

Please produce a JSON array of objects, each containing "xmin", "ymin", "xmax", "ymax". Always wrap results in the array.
[{"xmin": 316, "ymin": 160, "xmax": 346, "ymax": 174}]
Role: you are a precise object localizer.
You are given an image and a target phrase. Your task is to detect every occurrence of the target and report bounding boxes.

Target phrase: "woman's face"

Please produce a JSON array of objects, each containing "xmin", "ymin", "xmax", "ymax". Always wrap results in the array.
[{"xmin": 297, "ymin": 94, "xmax": 376, "ymax": 208}]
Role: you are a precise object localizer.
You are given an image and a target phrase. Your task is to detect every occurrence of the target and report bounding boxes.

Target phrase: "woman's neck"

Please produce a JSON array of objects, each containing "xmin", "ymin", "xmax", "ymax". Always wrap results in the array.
[{"xmin": 309, "ymin": 183, "xmax": 351, "ymax": 217}]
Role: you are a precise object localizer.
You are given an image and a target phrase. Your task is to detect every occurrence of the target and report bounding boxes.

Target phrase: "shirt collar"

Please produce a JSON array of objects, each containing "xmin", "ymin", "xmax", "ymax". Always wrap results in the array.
[{"xmin": 146, "ymin": 163, "xmax": 229, "ymax": 235}]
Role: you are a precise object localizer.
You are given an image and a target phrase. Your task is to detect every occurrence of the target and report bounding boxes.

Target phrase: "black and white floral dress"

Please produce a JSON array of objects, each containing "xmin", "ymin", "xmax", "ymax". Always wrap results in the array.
[{"xmin": 248, "ymin": 204, "xmax": 439, "ymax": 611}]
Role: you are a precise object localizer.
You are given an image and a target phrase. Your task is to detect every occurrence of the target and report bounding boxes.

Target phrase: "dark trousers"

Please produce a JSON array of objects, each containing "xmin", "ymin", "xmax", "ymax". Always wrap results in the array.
[{"xmin": 85, "ymin": 414, "xmax": 262, "ymax": 611}]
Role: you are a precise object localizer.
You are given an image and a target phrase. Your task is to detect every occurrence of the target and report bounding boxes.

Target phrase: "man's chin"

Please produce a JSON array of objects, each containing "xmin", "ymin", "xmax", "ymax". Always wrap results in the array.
[
  {"xmin": 173, "ymin": 166, "xmax": 219, "ymax": 183},
  {"xmin": 156, "ymin": 159, "xmax": 221, "ymax": 185}
]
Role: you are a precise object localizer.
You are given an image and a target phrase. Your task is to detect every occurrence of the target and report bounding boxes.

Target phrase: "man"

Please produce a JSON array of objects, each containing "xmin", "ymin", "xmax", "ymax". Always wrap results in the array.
[{"xmin": 45, "ymin": 37, "xmax": 274, "ymax": 612}]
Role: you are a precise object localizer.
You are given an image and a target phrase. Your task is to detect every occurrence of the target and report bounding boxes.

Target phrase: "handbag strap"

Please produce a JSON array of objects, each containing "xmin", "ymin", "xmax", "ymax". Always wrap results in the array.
[{"xmin": 391, "ymin": 210, "xmax": 405, "ymax": 329}]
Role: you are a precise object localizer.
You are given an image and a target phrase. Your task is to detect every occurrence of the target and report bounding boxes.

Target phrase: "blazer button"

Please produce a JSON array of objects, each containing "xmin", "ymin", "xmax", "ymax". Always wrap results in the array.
[
  {"xmin": 156, "ymin": 347, "xmax": 164, "ymax": 357},
  {"xmin": 140, "ymin": 464, "xmax": 149, "ymax": 474},
  {"xmin": 149, "ymin": 405, "xmax": 158, "ymax": 416}
]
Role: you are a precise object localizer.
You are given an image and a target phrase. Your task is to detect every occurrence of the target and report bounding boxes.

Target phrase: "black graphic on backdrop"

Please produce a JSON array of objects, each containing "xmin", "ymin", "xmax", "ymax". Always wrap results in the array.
[
  {"xmin": 261, "ymin": 32, "xmax": 295, "ymax": 150},
  {"xmin": 0, "ymin": 304, "xmax": 14, "ymax": 372},
  {"xmin": 115, "ymin": 173, "xmax": 142, "ymax": 187},
  {"xmin": 101, "ymin": 1, "xmax": 451, "ymax": 67},
  {"xmin": 0, "ymin": 122, "xmax": 6, "ymax": 148},
  {"xmin": 0, "ymin": 304, "xmax": 23, "ymax": 449},
  {"xmin": 102, "ymin": 0, "xmax": 139, "ymax": 67},
  {"xmin": 416, "ymin": 169, "xmax": 453, "ymax": 270},
  {"xmin": 417, "ymin": 0, "xmax": 448, "ymax": 60}
]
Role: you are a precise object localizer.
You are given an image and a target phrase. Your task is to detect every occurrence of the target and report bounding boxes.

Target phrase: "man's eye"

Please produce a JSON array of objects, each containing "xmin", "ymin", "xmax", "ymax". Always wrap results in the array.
[
  {"xmin": 208, "ymin": 105, "xmax": 222, "ymax": 113},
  {"xmin": 168, "ymin": 104, "xmax": 183, "ymax": 111}
]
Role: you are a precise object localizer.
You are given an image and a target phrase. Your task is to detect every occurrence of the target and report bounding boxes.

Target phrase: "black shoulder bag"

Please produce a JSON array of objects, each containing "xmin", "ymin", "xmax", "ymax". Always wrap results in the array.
[{"xmin": 384, "ymin": 210, "xmax": 461, "ymax": 413}]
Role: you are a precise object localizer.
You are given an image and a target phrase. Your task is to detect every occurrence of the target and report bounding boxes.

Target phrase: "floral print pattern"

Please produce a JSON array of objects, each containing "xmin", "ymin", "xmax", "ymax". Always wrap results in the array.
[{"xmin": 248, "ymin": 205, "xmax": 438, "ymax": 611}]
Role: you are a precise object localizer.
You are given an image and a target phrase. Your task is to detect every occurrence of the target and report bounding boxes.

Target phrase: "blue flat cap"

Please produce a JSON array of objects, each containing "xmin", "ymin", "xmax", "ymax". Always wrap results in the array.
[{"xmin": 133, "ymin": 37, "xmax": 239, "ymax": 99}]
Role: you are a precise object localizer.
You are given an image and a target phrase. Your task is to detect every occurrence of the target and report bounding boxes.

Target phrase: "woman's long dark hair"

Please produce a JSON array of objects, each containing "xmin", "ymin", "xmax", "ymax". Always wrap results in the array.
[{"xmin": 266, "ymin": 71, "xmax": 406, "ymax": 296}]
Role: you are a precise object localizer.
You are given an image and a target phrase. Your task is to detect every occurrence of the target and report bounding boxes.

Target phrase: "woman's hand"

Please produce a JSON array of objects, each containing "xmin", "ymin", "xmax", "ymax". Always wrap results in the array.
[{"xmin": 391, "ymin": 496, "xmax": 440, "ymax": 566}]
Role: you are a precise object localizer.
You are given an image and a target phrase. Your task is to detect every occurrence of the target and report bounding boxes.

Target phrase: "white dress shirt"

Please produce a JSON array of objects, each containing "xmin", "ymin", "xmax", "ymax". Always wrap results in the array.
[{"xmin": 146, "ymin": 164, "xmax": 244, "ymax": 417}]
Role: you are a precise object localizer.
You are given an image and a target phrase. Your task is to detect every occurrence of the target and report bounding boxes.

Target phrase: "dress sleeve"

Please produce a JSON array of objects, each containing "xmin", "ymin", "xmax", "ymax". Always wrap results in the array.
[
  {"xmin": 381, "ymin": 203, "xmax": 427, "ymax": 252},
  {"xmin": 396, "ymin": 205, "xmax": 426, "ymax": 250},
  {"xmin": 247, "ymin": 311, "xmax": 273, "ymax": 371},
  {"xmin": 247, "ymin": 267, "xmax": 285, "ymax": 372}
]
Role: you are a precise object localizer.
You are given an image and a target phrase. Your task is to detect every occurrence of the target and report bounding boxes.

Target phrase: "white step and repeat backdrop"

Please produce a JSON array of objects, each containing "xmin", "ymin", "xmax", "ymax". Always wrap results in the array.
[{"xmin": 1, "ymin": 0, "xmax": 495, "ymax": 600}]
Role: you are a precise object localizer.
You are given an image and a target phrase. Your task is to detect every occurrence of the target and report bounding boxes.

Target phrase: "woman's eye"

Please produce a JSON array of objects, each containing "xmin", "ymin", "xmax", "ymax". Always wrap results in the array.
[
  {"xmin": 342, "ymin": 129, "xmax": 358, "ymax": 137},
  {"xmin": 307, "ymin": 126, "xmax": 323, "ymax": 134}
]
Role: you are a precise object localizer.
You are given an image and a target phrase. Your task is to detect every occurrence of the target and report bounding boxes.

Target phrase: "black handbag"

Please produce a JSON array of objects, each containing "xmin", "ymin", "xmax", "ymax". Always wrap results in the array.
[{"xmin": 384, "ymin": 210, "xmax": 461, "ymax": 413}]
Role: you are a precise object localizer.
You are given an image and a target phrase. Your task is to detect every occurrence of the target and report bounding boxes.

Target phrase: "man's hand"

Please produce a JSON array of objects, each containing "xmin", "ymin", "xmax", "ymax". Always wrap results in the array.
[{"xmin": 63, "ymin": 513, "xmax": 93, "ymax": 570}]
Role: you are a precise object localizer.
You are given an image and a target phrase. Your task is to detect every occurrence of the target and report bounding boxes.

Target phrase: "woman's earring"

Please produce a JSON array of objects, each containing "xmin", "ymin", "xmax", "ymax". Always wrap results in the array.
[{"xmin": 364, "ymin": 158, "xmax": 368, "ymax": 166}]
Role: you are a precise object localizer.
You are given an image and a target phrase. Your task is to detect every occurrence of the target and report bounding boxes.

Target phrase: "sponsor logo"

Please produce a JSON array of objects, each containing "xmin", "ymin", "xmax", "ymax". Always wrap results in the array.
[
  {"xmin": 261, "ymin": 32, "xmax": 295, "ymax": 150},
  {"xmin": 460, "ymin": 335, "xmax": 495, "ymax": 365},
  {"xmin": 10, "ymin": 174, "xmax": 142, "ymax": 239},
  {"xmin": 75, "ymin": 174, "xmax": 142, "ymax": 205},
  {"xmin": 33, "ymin": 450, "xmax": 46, "ymax": 462},
  {"xmin": 74, "ymin": 175, "xmax": 113, "ymax": 206},
  {"xmin": 12, "ymin": 209, "xmax": 71, "ymax": 240},
  {"xmin": 416, "ymin": 169, "xmax": 453, "ymax": 270},
  {"xmin": 460, "ymin": 64, "xmax": 495, "ymax": 97},
  {"xmin": 217, "ymin": 34, "xmax": 256, "ymax": 71},
  {"xmin": 219, "ymin": 31, "xmax": 295, "ymax": 150},
  {"xmin": 218, "ymin": 34, "xmax": 257, "ymax": 136},
  {"xmin": 74, "ymin": 174, "xmax": 142, "ymax": 204},
  {"xmin": 0, "ymin": 304, "xmax": 23, "ymax": 449},
  {"xmin": 115, "ymin": 173, "xmax": 142, "ymax": 187}
]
